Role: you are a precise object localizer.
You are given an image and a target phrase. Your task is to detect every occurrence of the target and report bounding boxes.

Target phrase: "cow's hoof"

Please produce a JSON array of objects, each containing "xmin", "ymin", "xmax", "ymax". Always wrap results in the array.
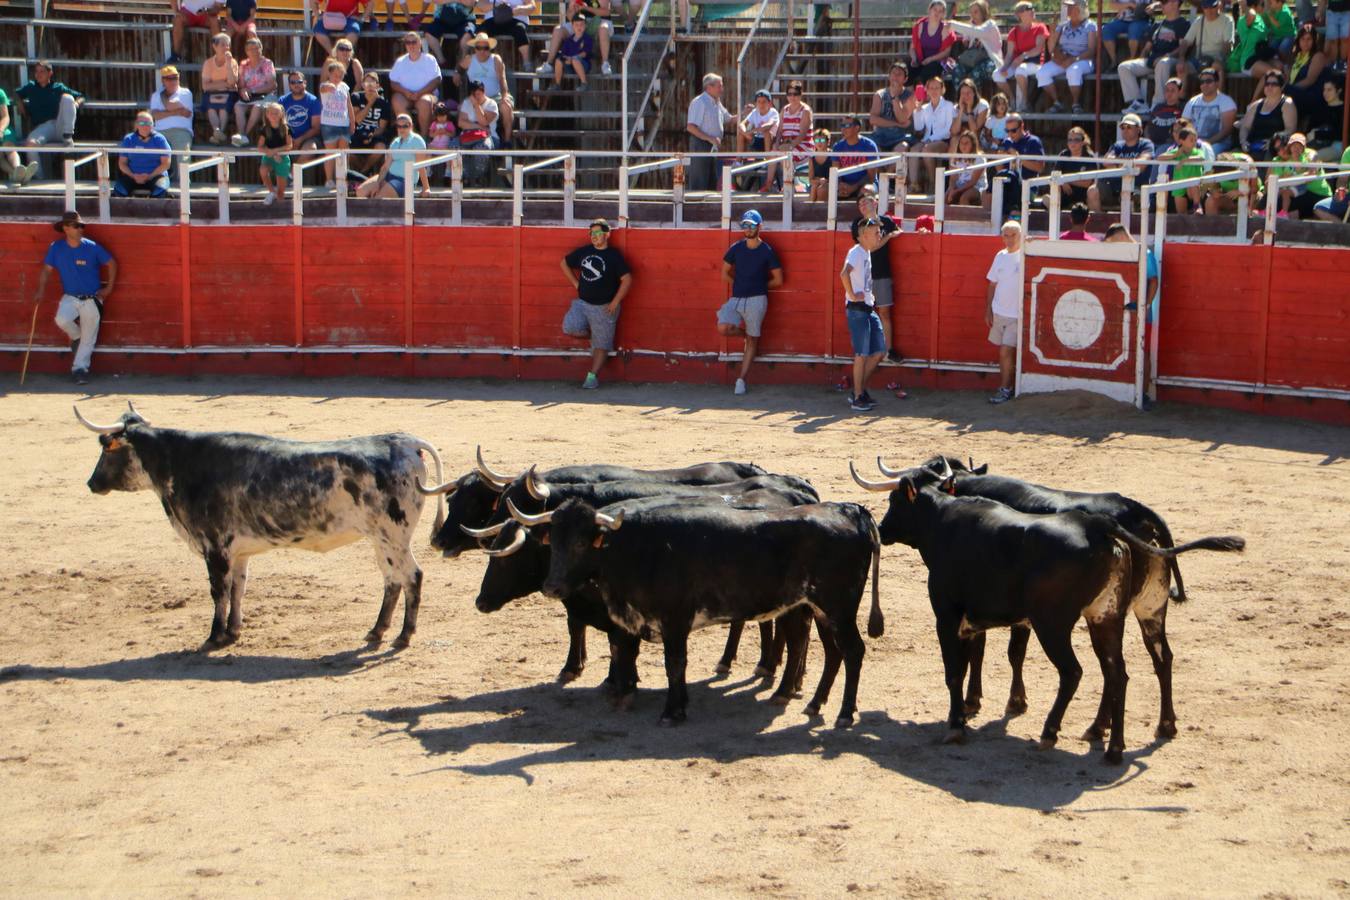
[
  {"xmin": 943, "ymin": 727, "xmax": 966, "ymax": 745},
  {"xmin": 963, "ymin": 699, "xmax": 982, "ymax": 717},
  {"xmin": 611, "ymin": 691, "xmax": 636, "ymax": 711},
  {"xmin": 1036, "ymin": 736, "xmax": 1057, "ymax": 752},
  {"xmin": 1155, "ymin": 720, "xmax": 1178, "ymax": 740},
  {"xmin": 1081, "ymin": 723, "xmax": 1108, "ymax": 742},
  {"xmin": 753, "ymin": 664, "xmax": 774, "ymax": 678},
  {"xmin": 1005, "ymin": 696, "xmax": 1028, "ymax": 716},
  {"xmin": 657, "ymin": 711, "xmax": 686, "ymax": 727},
  {"xmin": 558, "ymin": 668, "xmax": 582, "ymax": 684},
  {"xmin": 713, "ymin": 661, "xmax": 732, "ymax": 675},
  {"xmin": 363, "ymin": 630, "xmax": 384, "ymax": 645},
  {"xmin": 1102, "ymin": 747, "xmax": 1124, "ymax": 765},
  {"xmin": 768, "ymin": 693, "xmax": 792, "ymax": 707},
  {"xmin": 802, "ymin": 701, "xmax": 822, "ymax": 717},
  {"xmin": 391, "ymin": 634, "xmax": 413, "ymax": 651},
  {"xmin": 833, "ymin": 714, "xmax": 854, "ymax": 730}
]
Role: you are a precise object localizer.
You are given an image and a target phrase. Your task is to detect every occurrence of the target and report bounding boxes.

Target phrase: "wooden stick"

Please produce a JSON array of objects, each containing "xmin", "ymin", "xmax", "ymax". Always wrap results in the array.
[{"xmin": 18, "ymin": 302, "xmax": 40, "ymax": 387}]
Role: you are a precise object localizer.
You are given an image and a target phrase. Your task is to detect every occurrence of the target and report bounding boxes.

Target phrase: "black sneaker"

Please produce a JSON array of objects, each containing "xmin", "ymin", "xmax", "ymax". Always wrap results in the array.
[
  {"xmin": 73, "ymin": 368, "xmax": 90, "ymax": 385},
  {"xmin": 849, "ymin": 394, "xmax": 875, "ymax": 411},
  {"xmin": 859, "ymin": 390, "xmax": 876, "ymax": 405},
  {"xmin": 886, "ymin": 348, "xmax": 903, "ymax": 363}
]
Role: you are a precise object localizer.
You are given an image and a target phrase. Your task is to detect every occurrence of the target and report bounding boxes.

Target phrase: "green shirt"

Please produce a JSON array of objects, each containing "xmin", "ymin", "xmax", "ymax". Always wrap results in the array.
[
  {"xmin": 1273, "ymin": 148, "xmax": 1331, "ymax": 197},
  {"xmin": 0, "ymin": 88, "xmax": 14, "ymax": 143},
  {"xmin": 1170, "ymin": 146, "xmax": 1207, "ymax": 195},
  {"xmin": 1262, "ymin": 6, "xmax": 1295, "ymax": 40},
  {"xmin": 1228, "ymin": 14, "xmax": 1267, "ymax": 72}
]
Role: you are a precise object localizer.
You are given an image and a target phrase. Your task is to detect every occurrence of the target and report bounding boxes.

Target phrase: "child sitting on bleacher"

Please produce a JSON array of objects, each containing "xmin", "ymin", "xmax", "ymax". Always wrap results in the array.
[
  {"xmin": 257, "ymin": 102, "xmax": 293, "ymax": 206},
  {"xmin": 427, "ymin": 101, "xmax": 457, "ymax": 148},
  {"xmin": 554, "ymin": 14, "xmax": 595, "ymax": 89}
]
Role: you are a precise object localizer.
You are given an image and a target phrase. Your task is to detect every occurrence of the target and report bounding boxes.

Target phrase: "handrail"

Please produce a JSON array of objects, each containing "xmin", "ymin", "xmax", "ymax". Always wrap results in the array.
[
  {"xmin": 405, "ymin": 151, "xmax": 457, "ymax": 226},
  {"xmin": 825, "ymin": 152, "xmax": 906, "ymax": 230},
  {"xmin": 618, "ymin": 155, "xmax": 688, "ymax": 227},
  {"xmin": 1021, "ymin": 164, "xmax": 1134, "ymax": 237},
  {"xmin": 179, "ymin": 153, "xmax": 232, "ymax": 224},
  {"xmin": 290, "ymin": 152, "xmax": 343, "ymax": 225},
  {"xmin": 735, "ymin": 0, "xmax": 773, "ymax": 116},
  {"xmin": 934, "ymin": 154, "xmax": 1014, "ymax": 233},
  {"xmin": 513, "ymin": 153, "xmax": 573, "ymax": 227},
  {"xmin": 620, "ymin": 0, "xmax": 658, "ymax": 162},
  {"xmin": 721, "ymin": 153, "xmax": 793, "ymax": 228},
  {"xmin": 63, "ymin": 150, "xmax": 108, "ymax": 222}
]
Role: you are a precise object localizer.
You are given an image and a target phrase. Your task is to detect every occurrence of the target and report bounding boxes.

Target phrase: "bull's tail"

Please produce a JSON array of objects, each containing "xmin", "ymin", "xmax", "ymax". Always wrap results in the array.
[
  {"xmin": 1132, "ymin": 500, "xmax": 1190, "ymax": 603},
  {"xmin": 866, "ymin": 518, "xmax": 884, "ymax": 638},
  {"xmin": 410, "ymin": 438, "xmax": 446, "ymax": 536},
  {"xmin": 1110, "ymin": 522, "xmax": 1245, "ymax": 560}
]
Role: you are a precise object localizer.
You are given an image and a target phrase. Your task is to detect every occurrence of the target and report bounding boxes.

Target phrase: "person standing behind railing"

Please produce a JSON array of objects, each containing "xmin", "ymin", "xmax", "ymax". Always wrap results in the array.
[
  {"xmin": 32, "ymin": 211, "xmax": 116, "ymax": 387},
  {"xmin": 832, "ymin": 115, "xmax": 879, "ymax": 200},
  {"xmin": 113, "ymin": 111, "xmax": 172, "ymax": 199},
  {"xmin": 319, "ymin": 60, "xmax": 357, "ymax": 189},
  {"xmin": 687, "ymin": 73, "xmax": 735, "ymax": 192},
  {"xmin": 350, "ymin": 72, "xmax": 395, "ymax": 178},
  {"xmin": 14, "ymin": 61, "xmax": 83, "ymax": 179},
  {"xmin": 149, "ymin": 66, "xmax": 194, "ymax": 180},
  {"xmin": 993, "ymin": 112, "xmax": 1044, "ymax": 218}
]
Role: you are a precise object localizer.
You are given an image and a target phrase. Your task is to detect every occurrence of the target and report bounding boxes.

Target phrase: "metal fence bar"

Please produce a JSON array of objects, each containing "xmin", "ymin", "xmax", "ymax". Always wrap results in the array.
[
  {"xmin": 290, "ymin": 151, "xmax": 340, "ymax": 225},
  {"xmin": 405, "ymin": 151, "xmax": 458, "ymax": 225},
  {"xmin": 178, "ymin": 154, "xmax": 230, "ymax": 224},
  {"xmin": 63, "ymin": 150, "xmax": 104, "ymax": 219}
]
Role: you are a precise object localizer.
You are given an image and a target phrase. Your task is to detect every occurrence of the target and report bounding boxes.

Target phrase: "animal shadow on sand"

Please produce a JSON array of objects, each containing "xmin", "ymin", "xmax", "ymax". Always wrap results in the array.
[
  {"xmin": 366, "ymin": 674, "xmax": 1175, "ymax": 812},
  {"xmin": 0, "ymin": 645, "xmax": 401, "ymax": 685}
]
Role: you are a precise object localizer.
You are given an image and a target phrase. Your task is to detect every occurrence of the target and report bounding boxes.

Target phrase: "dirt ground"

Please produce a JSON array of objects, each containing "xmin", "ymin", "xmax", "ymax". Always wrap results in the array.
[{"xmin": 1, "ymin": 375, "xmax": 1348, "ymax": 898}]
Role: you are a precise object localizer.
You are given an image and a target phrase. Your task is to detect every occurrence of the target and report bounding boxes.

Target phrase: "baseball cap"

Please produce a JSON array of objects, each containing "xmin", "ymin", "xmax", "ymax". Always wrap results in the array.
[
  {"xmin": 1200, "ymin": 0, "xmax": 1218, "ymax": 8},
  {"xmin": 843, "ymin": 115, "xmax": 863, "ymax": 128},
  {"xmin": 754, "ymin": 89, "xmax": 771, "ymax": 101},
  {"xmin": 1121, "ymin": 113, "xmax": 1143, "ymax": 127},
  {"xmin": 159, "ymin": 65, "xmax": 180, "ymax": 77},
  {"xmin": 739, "ymin": 209, "xmax": 763, "ymax": 227},
  {"xmin": 1287, "ymin": 132, "xmax": 1308, "ymax": 146}
]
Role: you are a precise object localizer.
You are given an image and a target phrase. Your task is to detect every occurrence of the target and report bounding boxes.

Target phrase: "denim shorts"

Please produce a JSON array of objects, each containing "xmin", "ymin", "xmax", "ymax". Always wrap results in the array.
[
  {"xmin": 1326, "ymin": 8, "xmax": 1350, "ymax": 40},
  {"xmin": 321, "ymin": 124, "xmax": 350, "ymax": 143},
  {"xmin": 846, "ymin": 306, "xmax": 886, "ymax": 357},
  {"xmin": 1102, "ymin": 17, "xmax": 1150, "ymax": 43},
  {"xmin": 386, "ymin": 175, "xmax": 406, "ymax": 197}
]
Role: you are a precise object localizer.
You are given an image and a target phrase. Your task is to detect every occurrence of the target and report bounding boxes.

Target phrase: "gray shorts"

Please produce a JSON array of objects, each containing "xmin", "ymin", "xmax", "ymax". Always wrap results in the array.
[
  {"xmin": 563, "ymin": 298, "xmax": 619, "ymax": 350},
  {"xmin": 717, "ymin": 294, "xmax": 768, "ymax": 338},
  {"xmin": 873, "ymin": 277, "xmax": 894, "ymax": 308},
  {"xmin": 988, "ymin": 313, "xmax": 1018, "ymax": 348}
]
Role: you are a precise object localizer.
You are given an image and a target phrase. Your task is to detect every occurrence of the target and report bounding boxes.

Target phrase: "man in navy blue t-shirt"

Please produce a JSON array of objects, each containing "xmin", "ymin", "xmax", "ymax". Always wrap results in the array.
[
  {"xmin": 716, "ymin": 209, "xmax": 783, "ymax": 395},
  {"xmin": 33, "ymin": 211, "xmax": 117, "ymax": 385},
  {"xmin": 995, "ymin": 112, "xmax": 1046, "ymax": 218},
  {"xmin": 280, "ymin": 71, "xmax": 322, "ymax": 151}
]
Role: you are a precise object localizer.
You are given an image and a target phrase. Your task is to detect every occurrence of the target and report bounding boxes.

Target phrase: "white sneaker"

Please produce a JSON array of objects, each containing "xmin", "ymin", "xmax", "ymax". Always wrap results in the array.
[
  {"xmin": 16, "ymin": 161, "xmax": 39, "ymax": 185},
  {"xmin": 536, "ymin": 60, "xmax": 554, "ymax": 75},
  {"xmin": 210, "ymin": 128, "xmax": 226, "ymax": 145},
  {"xmin": 230, "ymin": 133, "xmax": 249, "ymax": 147},
  {"xmin": 263, "ymin": 192, "xmax": 276, "ymax": 206},
  {"xmin": 733, "ymin": 378, "xmax": 747, "ymax": 395},
  {"xmin": 601, "ymin": 60, "xmax": 612, "ymax": 75},
  {"xmin": 1125, "ymin": 100, "xmax": 1149, "ymax": 114}
]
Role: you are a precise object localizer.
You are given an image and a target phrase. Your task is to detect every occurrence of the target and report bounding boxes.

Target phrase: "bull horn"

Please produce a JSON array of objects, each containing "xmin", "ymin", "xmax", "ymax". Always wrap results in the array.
[
  {"xmin": 935, "ymin": 456, "xmax": 954, "ymax": 481},
  {"xmin": 876, "ymin": 457, "xmax": 904, "ymax": 477},
  {"xmin": 416, "ymin": 477, "xmax": 459, "ymax": 496},
  {"xmin": 506, "ymin": 498, "xmax": 554, "ymax": 528},
  {"xmin": 126, "ymin": 400, "xmax": 148, "ymax": 424},
  {"xmin": 475, "ymin": 445, "xmax": 515, "ymax": 490},
  {"xmin": 595, "ymin": 509, "xmax": 624, "ymax": 531},
  {"xmin": 484, "ymin": 527, "xmax": 528, "ymax": 558},
  {"xmin": 73, "ymin": 404, "xmax": 124, "ymax": 434},
  {"xmin": 524, "ymin": 464, "xmax": 551, "ymax": 502},
  {"xmin": 968, "ymin": 456, "xmax": 977, "ymax": 472},
  {"xmin": 850, "ymin": 460, "xmax": 900, "ymax": 493},
  {"xmin": 460, "ymin": 521, "xmax": 507, "ymax": 539}
]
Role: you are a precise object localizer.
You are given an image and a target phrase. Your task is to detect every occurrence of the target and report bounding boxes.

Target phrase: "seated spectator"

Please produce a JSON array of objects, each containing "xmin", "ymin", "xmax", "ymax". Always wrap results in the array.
[
  {"xmin": 944, "ymin": 130, "xmax": 987, "ymax": 206},
  {"xmin": 200, "ymin": 34, "xmax": 240, "ymax": 145},
  {"xmin": 280, "ymin": 70, "xmax": 322, "ymax": 153},
  {"xmin": 1183, "ymin": 67, "xmax": 1237, "ymax": 152},
  {"xmin": 1, "ymin": 87, "xmax": 38, "ymax": 184},
  {"xmin": 915, "ymin": 75, "xmax": 957, "ymax": 192},
  {"xmin": 314, "ymin": 0, "xmax": 370, "ymax": 57},
  {"xmin": 1119, "ymin": 0, "xmax": 1191, "ymax": 113},
  {"xmin": 427, "ymin": 101, "xmax": 457, "ymax": 152},
  {"xmin": 168, "ymin": 0, "xmax": 222, "ymax": 64},
  {"xmin": 458, "ymin": 79, "xmax": 499, "ymax": 184},
  {"xmin": 422, "ymin": 1, "xmax": 477, "ymax": 65},
  {"xmin": 114, "ymin": 111, "xmax": 172, "ymax": 198},
  {"xmin": 350, "ymin": 72, "xmax": 395, "ymax": 177},
  {"xmin": 948, "ymin": 1, "xmax": 1002, "ymax": 85},
  {"xmin": 951, "ymin": 78, "xmax": 989, "ymax": 144},
  {"xmin": 150, "ymin": 66, "xmax": 194, "ymax": 178},
  {"xmin": 1146, "ymin": 76, "xmax": 1186, "ymax": 146},
  {"xmin": 1250, "ymin": 0, "xmax": 1297, "ymax": 76},
  {"xmin": 993, "ymin": 2, "xmax": 1049, "ymax": 113},
  {"xmin": 1158, "ymin": 125, "xmax": 1208, "ymax": 212},
  {"xmin": 319, "ymin": 60, "xmax": 356, "ymax": 188},
  {"xmin": 332, "ymin": 39, "xmax": 366, "ymax": 92},
  {"xmin": 1055, "ymin": 126, "xmax": 1097, "ymax": 205},
  {"xmin": 1177, "ymin": 0, "xmax": 1235, "ymax": 92},
  {"xmin": 738, "ymin": 89, "xmax": 779, "ymax": 157},
  {"xmin": 1059, "ymin": 202, "xmax": 1097, "ymax": 239},
  {"xmin": 1238, "ymin": 70, "xmax": 1297, "ymax": 158},
  {"xmin": 1203, "ymin": 150, "xmax": 1262, "ymax": 213},
  {"xmin": 393, "ymin": 32, "xmax": 443, "ymax": 137},
  {"xmin": 763, "ymin": 81, "xmax": 814, "ymax": 193},
  {"xmin": 1164, "ymin": 114, "xmax": 1217, "ymax": 161},
  {"xmin": 378, "ymin": 0, "xmax": 420, "ymax": 32},
  {"xmin": 539, "ymin": 0, "xmax": 615, "ymax": 78},
  {"xmin": 256, "ymin": 101, "xmax": 292, "ymax": 205},
  {"xmin": 1311, "ymin": 146, "xmax": 1350, "ymax": 221},
  {"xmin": 1285, "ymin": 25, "xmax": 1329, "ymax": 118},
  {"xmin": 15, "ymin": 61, "xmax": 83, "ymax": 177},
  {"xmin": 1101, "ymin": 0, "xmax": 1153, "ymax": 67},
  {"xmin": 551, "ymin": 15, "xmax": 595, "ymax": 89},
  {"xmin": 232, "ymin": 36, "xmax": 277, "ymax": 146},
  {"xmin": 868, "ymin": 64, "xmax": 922, "ymax": 152},
  {"xmin": 832, "ymin": 115, "xmax": 879, "ymax": 199},
  {"xmin": 1308, "ymin": 80, "xmax": 1344, "ymax": 159},
  {"xmin": 458, "ymin": 35, "xmax": 515, "ymax": 144},
  {"xmin": 1271, "ymin": 131, "xmax": 1331, "ymax": 217},
  {"xmin": 910, "ymin": 0, "xmax": 958, "ymax": 83},
  {"xmin": 1228, "ymin": 0, "xmax": 1269, "ymax": 75},
  {"xmin": 473, "ymin": 0, "xmax": 538, "ymax": 68},
  {"xmin": 1038, "ymin": 0, "xmax": 1099, "ymax": 114},
  {"xmin": 993, "ymin": 112, "xmax": 1045, "ymax": 217},
  {"xmin": 808, "ymin": 127, "xmax": 834, "ymax": 201},
  {"xmin": 356, "ymin": 114, "xmax": 432, "ymax": 197},
  {"xmin": 982, "ymin": 90, "xmax": 1010, "ymax": 150},
  {"xmin": 224, "ymin": 0, "xmax": 258, "ymax": 57},
  {"xmin": 1088, "ymin": 112, "xmax": 1153, "ymax": 210}
]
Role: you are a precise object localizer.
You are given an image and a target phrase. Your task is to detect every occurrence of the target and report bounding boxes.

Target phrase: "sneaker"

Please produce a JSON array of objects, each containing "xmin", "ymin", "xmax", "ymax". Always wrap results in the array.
[
  {"xmin": 1124, "ymin": 99, "xmax": 1149, "ymax": 114},
  {"xmin": 859, "ymin": 390, "xmax": 876, "ymax": 406},
  {"xmin": 733, "ymin": 378, "xmax": 747, "ymax": 395},
  {"xmin": 849, "ymin": 394, "xmax": 875, "ymax": 411},
  {"xmin": 1071, "ymin": 103, "xmax": 1085, "ymax": 115},
  {"xmin": 576, "ymin": 80, "xmax": 588, "ymax": 92},
  {"xmin": 886, "ymin": 347, "xmax": 903, "ymax": 363},
  {"xmin": 210, "ymin": 128, "xmax": 225, "ymax": 145},
  {"xmin": 1047, "ymin": 102, "xmax": 1066, "ymax": 114},
  {"xmin": 230, "ymin": 133, "xmax": 249, "ymax": 148},
  {"xmin": 73, "ymin": 368, "xmax": 90, "ymax": 385},
  {"xmin": 16, "ymin": 161, "xmax": 39, "ymax": 185},
  {"xmin": 60, "ymin": 135, "xmax": 74, "ymax": 147},
  {"xmin": 601, "ymin": 60, "xmax": 612, "ymax": 75},
  {"xmin": 582, "ymin": 372, "xmax": 599, "ymax": 389},
  {"xmin": 988, "ymin": 386, "xmax": 1014, "ymax": 405},
  {"xmin": 536, "ymin": 60, "xmax": 554, "ymax": 75},
  {"xmin": 263, "ymin": 192, "xmax": 277, "ymax": 206},
  {"xmin": 325, "ymin": 179, "xmax": 336, "ymax": 189}
]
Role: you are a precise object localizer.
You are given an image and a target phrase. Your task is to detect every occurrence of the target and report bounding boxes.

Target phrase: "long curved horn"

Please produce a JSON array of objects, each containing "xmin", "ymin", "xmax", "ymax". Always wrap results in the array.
[
  {"xmin": 126, "ymin": 400, "xmax": 148, "ymax": 424},
  {"xmin": 73, "ymin": 405, "xmax": 124, "ymax": 434},
  {"xmin": 506, "ymin": 498, "xmax": 554, "ymax": 528},
  {"xmin": 484, "ymin": 527, "xmax": 528, "ymax": 558},
  {"xmin": 595, "ymin": 509, "xmax": 624, "ymax": 531},
  {"xmin": 460, "ymin": 521, "xmax": 507, "ymax": 539},
  {"xmin": 935, "ymin": 456, "xmax": 954, "ymax": 481},
  {"xmin": 524, "ymin": 464, "xmax": 551, "ymax": 502},
  {"xmin": 416, "ymin": 477, "xmax": 460, "ymax": 496},
  {"xmin": 876, "ymin": 457, "xmax": 903, "ymax": 477},
  {"xmin": 850, "ymin": 460, "xmax": 901, "ymax": 493},
  {"xmin": 475, "ymin": 445, "xmax": 514, "ymax": 489}
]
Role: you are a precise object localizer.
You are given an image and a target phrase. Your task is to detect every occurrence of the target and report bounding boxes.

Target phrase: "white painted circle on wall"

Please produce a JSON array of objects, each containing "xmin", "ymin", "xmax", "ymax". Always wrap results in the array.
[{"xmin": 1052, "ymin": 289, "xmax": 1105, "ymax": 350}]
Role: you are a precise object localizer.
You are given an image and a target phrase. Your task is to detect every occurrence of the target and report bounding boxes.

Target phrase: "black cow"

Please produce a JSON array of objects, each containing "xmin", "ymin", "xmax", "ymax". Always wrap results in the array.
[
  {"xmin": 859, "ymin": 458, "xmax": 1244, "ymax": 763},
  {"xmin": 76, "ymin": 403, "xmax": 445, "ymax": 651},
  {"xmin": 421, "ymin": 447, "xmax": 768, "ymax": 558},
  {"xmin": 536, "ymin": 498, "xmax": 884, "ymax": 728},
  {"xmin": 476, "ymin": 483, "xmax": 818, "ymax": 700}
]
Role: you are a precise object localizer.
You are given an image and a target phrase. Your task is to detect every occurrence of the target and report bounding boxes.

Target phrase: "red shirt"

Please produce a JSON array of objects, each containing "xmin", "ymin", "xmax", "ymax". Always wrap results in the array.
[
  {"xmin": 1008, "ymin": 23, "xmax": 1050, "ymax": 64},
  {"xmin": 1058, "ymin": 229, "xmax": 1099, "ymax": 241},
  {"xmin": 325, "ymin": 0, "xmax": 367, "ymax": 16}
]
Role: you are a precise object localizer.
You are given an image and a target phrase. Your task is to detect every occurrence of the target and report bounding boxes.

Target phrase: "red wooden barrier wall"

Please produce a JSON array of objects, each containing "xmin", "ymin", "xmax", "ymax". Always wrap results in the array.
[{"xmin": 1, "ymin": 222, "xmax": 1346, "ymax": 423}]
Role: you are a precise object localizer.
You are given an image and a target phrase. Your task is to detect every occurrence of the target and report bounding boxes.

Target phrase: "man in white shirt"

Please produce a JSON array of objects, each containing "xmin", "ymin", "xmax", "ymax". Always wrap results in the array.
[
  {"xmin": 389, "ymin": 32, "xmax": 442, "ymax": 135},
  {"xmin": 984, "ymin": 220, "xmax": 1023, "ymax": 404},
  {"xmin": 1181, "ymin": 67, "xmax": 1237, "ymax": 152},
  {"xmin": 840, "ymin": 218, "xmax": 887, "ymax": 411},
  {"xmin": 914, "ymin": 74, "xmax": 957, "ymax": 193},
  {"xmin": 149, "ymin": 65, "xmax": 194, "ymax": 178},
  {"xmin": 686, "ymin": 72, "xmax": 734, "ymax": 191}
]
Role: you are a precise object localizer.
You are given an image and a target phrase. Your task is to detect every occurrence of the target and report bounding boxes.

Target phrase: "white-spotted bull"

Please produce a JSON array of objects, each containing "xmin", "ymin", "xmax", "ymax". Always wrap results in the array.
[{"xmin": 76, "ymin": 403, "xmax": 445, "ymax": 651}]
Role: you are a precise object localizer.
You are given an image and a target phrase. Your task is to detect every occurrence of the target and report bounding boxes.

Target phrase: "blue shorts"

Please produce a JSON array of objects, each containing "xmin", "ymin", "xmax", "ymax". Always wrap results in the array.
[
  {"xmin": 321, "ymin": 123, "xmax": 350, "ymax": 143},
  {"xmin": 313, "ymin": 15, "xmax": 360, "ymax": 36},
  {"xmin": 1327, "ymin": 8, "xmax": 1350, "ymax": 40},
  {"xmin": 386, "ymin": 175, "xmax": 406, "ymax": 197},
  {"xmin": 846, "ymin": 306, "xmax": 886, "ymax": 357},
  {"xmin": 1102, "ymin": 17, "xmax": 1150, "ymax": 43},
  {"xmin": 1314, "ymin": 194, "xmax": 1348, "ymax": 219}
]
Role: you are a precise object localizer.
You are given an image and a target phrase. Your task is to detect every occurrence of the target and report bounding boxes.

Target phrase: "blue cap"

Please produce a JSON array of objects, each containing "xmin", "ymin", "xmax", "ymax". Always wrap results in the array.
[{"xmin": 739, "ymin": 209, "xmax": 763, "ymax": 227}]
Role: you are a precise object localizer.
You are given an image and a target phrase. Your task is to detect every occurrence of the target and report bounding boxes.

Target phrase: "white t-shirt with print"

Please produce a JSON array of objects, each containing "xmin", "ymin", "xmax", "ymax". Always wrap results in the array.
[
  {"xmin": 986, "ymin": 248, "xmax": 1023, "ymax": 318},
  {"xmin": 844, "ymin": 243, "xmax": 874, "ymax": 306},
  {"xmin": 320, "ymin": 81, "xmax": 350, "ymax": 127}
]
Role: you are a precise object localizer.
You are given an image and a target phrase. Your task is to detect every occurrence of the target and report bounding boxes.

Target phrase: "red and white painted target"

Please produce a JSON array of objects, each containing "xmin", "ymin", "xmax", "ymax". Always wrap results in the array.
[{"xmin": 1017, "ymin": 240, "xmax": 1146, "ymax": 406}]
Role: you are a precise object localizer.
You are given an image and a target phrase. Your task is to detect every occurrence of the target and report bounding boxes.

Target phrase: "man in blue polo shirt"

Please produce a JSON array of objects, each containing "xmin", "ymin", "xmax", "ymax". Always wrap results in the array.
[
  {"xmin": 33, "ymin": 211, "xmax": 117, "ymax": 385},
  {"xmin": 114, "ymin": 111, "xmax": 172, "ymax": 197},
  {"xmin": 716, "ymin": 209, "xmax": 783, "ymax": 395}
]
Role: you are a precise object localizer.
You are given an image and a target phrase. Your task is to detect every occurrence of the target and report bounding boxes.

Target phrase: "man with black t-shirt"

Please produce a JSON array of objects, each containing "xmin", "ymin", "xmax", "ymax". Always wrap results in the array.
[
  {"xmin": 850, "ymin": 185, "xmax": 902, "ymax": 361},
  {"xmin": 561, "ymin": 219, "xmax": 632, "ymax": 389}
]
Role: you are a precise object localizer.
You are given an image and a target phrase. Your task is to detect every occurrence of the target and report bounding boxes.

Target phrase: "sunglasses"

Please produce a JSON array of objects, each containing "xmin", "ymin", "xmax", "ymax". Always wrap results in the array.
[
  {"xmin": 1199, "ymin": 77, "xmax": 1216, "ymax": 83},
  {"xmin": 589, "ymin": 229, "xmax": 607, "ymax": 236},
  {"xmin": 136, "ymin": 120, "xmax": 153, "ymax": 126},
  {"xmin": 787, "ymin": 90, "xmax": 802, "ymax": 96},
  {"xmin": 289, "ymin": 79, "xmax": 305, "ymax": 85},
  {"xmin": 65, "ymin": 222, "xmax": 85, "ymax": 229},
  {"xmin": 404, "ymin": 38, "xmax": 421, "ymax": 44},
  {"xmin": 1067, "ymin": 136, "xmax": 1084, "ymax": 142},
  {"xmin": 163, "ymin": 75, "xmax": 179, "ymax": 80},
  {"xmin": 813, "ymin": 137, "xmax": 829, "ymax": 143},
  {"xmin": 396, "ymin": 123, "xmax": 412, "ymax": 128},
  {"xmin": 1265, "ymin": 80, "xmax": 1282, "ymax": 86}
]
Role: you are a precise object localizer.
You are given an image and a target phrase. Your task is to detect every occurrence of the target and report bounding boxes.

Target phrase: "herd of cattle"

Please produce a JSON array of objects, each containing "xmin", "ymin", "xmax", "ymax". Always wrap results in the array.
[{"xmin": 73, "ymin": 403, "xmax": 1245, "ymax": 764}]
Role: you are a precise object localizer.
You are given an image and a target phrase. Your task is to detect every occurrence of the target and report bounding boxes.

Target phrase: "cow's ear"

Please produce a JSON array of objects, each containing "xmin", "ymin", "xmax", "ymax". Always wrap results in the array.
[
  {"xmin": 904, "ymin": 478, "xmax": 917, "ymax": 503},
  {"xmin": 541, "ymin": 532, "xmax": 550, "ymax": 546},
  {"xmin": 942, "ymin": 476, "xmax": 956, "ymax": 496},
  {"xmin": 105, "ymin": 437, "xmax": 124, "ymax": 452},
  {"xmin": 592, "ymin": 534, "xmax": 605, "ymax": 548},
  {"xmin": 972, "ymin": 464, "xmax": 989, "ymax": 475}
]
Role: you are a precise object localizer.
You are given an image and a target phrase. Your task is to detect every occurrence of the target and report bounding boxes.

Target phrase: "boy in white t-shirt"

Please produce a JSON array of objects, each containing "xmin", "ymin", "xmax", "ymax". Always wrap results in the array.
[
  {"xmin": 985, "ymin": 220, "xmax": 1023, "ymax": 405},
  {"xmin": 840, "ymin": 219, "xmax": 887, "ymax": 412}
]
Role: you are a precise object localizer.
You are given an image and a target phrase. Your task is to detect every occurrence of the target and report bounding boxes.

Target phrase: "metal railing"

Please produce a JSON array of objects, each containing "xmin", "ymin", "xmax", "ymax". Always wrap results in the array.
[
  {"xmin": 405, "ymin": 152, "xmax": 457, "ymax": 225},
  {"xmin": 513, "ymin": 153, "xmax": 573, "ymax": 226},
  {"xmin": 618, "ymin": 154, "xmax": 687, "ymax": 226},
  {"xmin": 620, "ymin": 0, "xmax": 664, "ymax": 159},
  {"xmin": 290, "ymin": 151, "xmax": 345, "ymax": 225},
  {"xmin": 825, "ymin": 153, "xmax": 909, "ymax": 230},
  {"xmin": 179, "ymin": 153, "xmax": 232, "ymax": 224},
  {"xmin": 1021, "ymin": 165, "xmax": 1137, "ymax": 236},
  {"xmin": 934, "ymin": 155, "xmax": 1013, "ymax": 234},
  {"xmin": 63, "ymin": 150, "xmax": 108, "ymax": 222},
  {"xmin": 721, "ymin": 154, "xmax": 794, "ymax": 227}
]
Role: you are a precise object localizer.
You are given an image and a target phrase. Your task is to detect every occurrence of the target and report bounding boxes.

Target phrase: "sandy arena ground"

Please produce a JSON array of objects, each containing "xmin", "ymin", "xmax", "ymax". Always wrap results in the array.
[{"xmin": 1, "ymin": 376, "xmax": 1348, "ymax": 897}]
